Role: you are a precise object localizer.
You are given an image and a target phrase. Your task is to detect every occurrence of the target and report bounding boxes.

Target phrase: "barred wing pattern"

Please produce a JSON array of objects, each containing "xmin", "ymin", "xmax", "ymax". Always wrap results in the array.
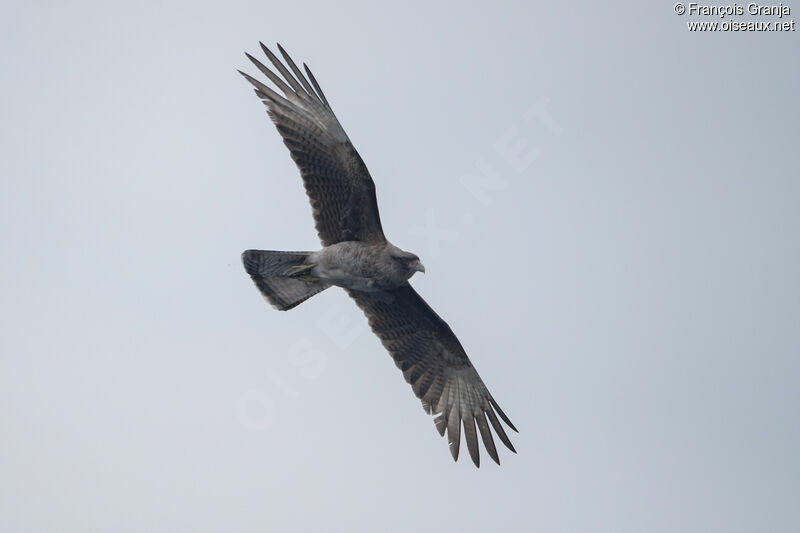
[
  {"xmin": 239, "ymin": 43, "xmax": 385, "ymax": 246},
  {"xmin": 348, "ymin": 284, "xmax": 517, "ymax": 466}
]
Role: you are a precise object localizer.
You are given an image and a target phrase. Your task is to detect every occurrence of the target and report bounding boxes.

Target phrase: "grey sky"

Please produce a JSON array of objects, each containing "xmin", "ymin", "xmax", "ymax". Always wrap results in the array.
[{"xmin": 1, "ymin": 1, "xmax": 798, "ymax": 532}]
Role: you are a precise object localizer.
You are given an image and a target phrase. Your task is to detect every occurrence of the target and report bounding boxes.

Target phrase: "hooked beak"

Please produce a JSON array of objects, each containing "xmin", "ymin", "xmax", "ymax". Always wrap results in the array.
[{"xmin": 413, "ymin": 261, "xmax": 426, "ymax": 273}]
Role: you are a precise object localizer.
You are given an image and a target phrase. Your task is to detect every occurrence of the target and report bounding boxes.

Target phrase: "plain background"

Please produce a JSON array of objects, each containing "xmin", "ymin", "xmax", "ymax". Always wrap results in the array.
[{"xmin": 1, "ymin": 1, "xmax": 798, "ymax": 532}]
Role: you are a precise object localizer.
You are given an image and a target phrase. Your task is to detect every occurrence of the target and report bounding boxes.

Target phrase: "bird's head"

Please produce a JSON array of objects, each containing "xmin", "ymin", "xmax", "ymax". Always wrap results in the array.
[{"xmin": 390, "ymin": 248, "xmax": 426, "ymax": 278}]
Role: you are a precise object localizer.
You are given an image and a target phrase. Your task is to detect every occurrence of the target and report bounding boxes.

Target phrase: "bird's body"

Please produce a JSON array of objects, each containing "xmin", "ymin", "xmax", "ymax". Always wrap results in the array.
[
  {"xmin": 240, "ymin": 43, "xmax": 517, "ymax": 467},
  {"xmin": 309, "ymin": 241, "xmax": 423, "ymax": 292}
]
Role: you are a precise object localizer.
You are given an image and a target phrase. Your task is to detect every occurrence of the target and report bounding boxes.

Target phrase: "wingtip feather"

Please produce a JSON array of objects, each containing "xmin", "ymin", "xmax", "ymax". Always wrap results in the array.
[
  {"xmin": 463, "ymin": 416, "xmax": 480, "ymax": 468},
  {"xmin": 490, "ymin": 398, "xmax": 518, "ymax": 433},
  {"xmin": 446, "ymin": 408, "xmax": 461, "ymax": 461},
  {"xmin": 476, "ymin": 411, "xmax": 500, "ymax": 465}
]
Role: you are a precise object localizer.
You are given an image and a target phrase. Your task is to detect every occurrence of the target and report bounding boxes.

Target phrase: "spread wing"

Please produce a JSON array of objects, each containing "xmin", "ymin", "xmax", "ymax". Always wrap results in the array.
[
  {"xmin": 239, "ymin": 43, "xmax": 385, "ymax": 246},
  {"xmin": 347, "ymin": 283, "xmax": 517, "ymax": 467}
]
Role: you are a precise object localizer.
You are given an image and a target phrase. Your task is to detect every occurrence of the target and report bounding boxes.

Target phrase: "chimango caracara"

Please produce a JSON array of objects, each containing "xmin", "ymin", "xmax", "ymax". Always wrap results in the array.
[{"xmin": 239, "ymin": 43, "xmax": 517, "ymax": 467}]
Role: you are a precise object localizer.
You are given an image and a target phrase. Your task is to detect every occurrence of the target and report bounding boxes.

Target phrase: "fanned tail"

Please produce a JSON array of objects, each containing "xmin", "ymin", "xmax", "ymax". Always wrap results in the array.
[{"xmin": 242, "ymin": 250, "xmax": 329, "ymax": 311}]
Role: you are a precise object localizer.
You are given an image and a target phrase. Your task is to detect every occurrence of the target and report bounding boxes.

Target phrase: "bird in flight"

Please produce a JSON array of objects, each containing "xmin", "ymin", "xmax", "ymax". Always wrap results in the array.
[{"xmin": 239, "ymin": 43, "xmax": 517, "ymax": 467}]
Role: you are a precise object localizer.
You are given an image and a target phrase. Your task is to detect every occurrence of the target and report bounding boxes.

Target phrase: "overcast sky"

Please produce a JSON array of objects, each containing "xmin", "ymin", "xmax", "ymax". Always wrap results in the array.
[{"xmin": 1, "ymin": 1, "xmax": 798, "ymax": 532}]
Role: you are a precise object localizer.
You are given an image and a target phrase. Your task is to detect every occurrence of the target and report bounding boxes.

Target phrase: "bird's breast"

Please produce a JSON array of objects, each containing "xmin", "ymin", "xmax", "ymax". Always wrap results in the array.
[{"xmin": 311, "ymin": 241, "xmax": 402, "ymax": 291}]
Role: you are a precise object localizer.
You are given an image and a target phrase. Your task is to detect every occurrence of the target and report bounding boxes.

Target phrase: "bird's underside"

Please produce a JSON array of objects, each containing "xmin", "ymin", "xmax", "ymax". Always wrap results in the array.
[{"xmin": 240, "ymin": 42, "xmax": 517, "ymax": 467}]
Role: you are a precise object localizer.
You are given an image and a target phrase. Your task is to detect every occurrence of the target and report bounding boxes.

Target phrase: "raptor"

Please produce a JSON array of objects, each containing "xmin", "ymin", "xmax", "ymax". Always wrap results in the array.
[{"xmin": 240, "ymin": 43, "xmax": 517, "ymax": 467}]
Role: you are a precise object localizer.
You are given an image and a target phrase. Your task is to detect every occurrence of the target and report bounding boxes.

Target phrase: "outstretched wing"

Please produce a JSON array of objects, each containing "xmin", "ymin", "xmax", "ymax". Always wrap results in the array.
[
  {"xmin": 347, "ymin": 283, "xmax": 517, "ymax": 467},
  {"xmin": 240, "ymin": 43, "xmax": 385, "ymax": 246}
]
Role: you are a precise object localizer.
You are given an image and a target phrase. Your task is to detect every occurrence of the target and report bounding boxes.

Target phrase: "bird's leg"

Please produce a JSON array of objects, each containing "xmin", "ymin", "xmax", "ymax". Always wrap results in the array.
[{"xmin": 284, "ymin": 263, "xmax": 316, "ymax": 278}]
